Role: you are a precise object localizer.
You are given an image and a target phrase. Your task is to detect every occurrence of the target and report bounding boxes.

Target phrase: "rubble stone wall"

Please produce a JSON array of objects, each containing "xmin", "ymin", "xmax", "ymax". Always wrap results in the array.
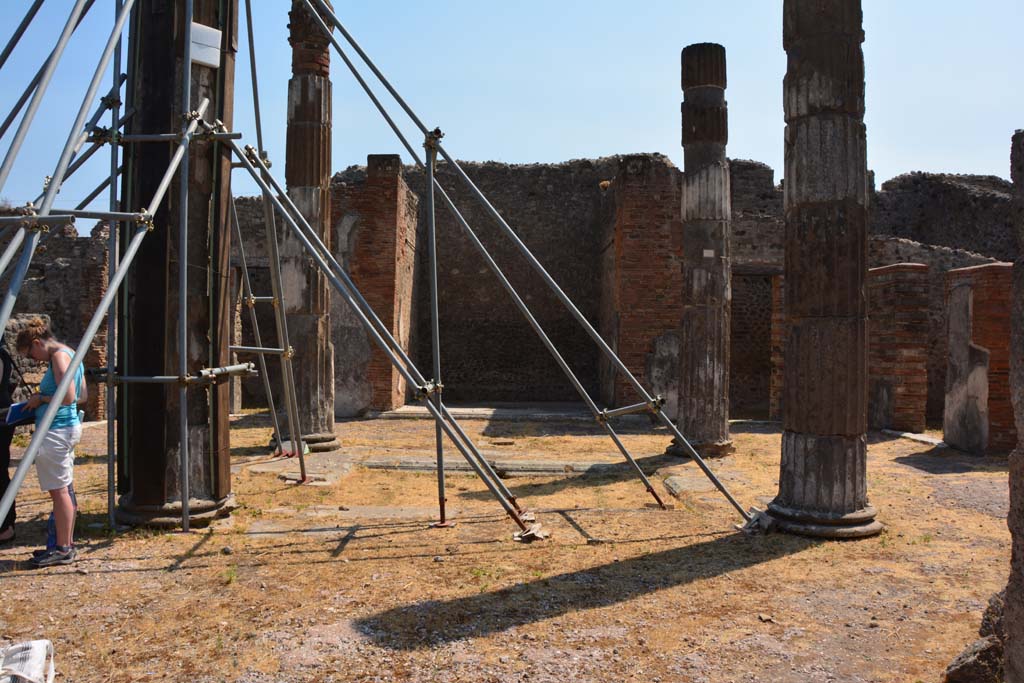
[{"xmin": 0, "ymin": 224, "xmax": 109, "ymax": 420}]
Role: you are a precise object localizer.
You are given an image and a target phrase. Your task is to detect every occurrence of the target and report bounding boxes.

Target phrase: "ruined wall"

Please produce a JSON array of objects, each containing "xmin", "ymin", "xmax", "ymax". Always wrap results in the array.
[
  {"xmin": 868, "ymin": 238, "xmax": 996, "ymax": 423},
  {"xmin": 730, "ymin": 274, "xmax": 771, "ymax": 418},
  {"xmin": 730, "ymin": 160, "xmax": 784, "ymax": 272},
  {"xmin": 231, "ymin": 152, "xmax": 1018, "ymax": 418},
  {"xmin": 602, "ymin": 155, "xmax": 682, "ymax": 406},
  {"xmin": 867, "ymin": 264, "xmax": 929, "ymax": 433},
  {"xmin": 943, "ymin": 263, "xmax": 1017, "ymax": 454},
  {"xmin": 875, "ymin": 173, "xmax": 1018, "ymax": 262},
  {"xmin": 771, "ymin": 237, "xmax": 995, "ymax": 426},
  {"xmin": 404, "ymin": 157, "xmax": 618, "ymax": 403},
  {"xmin": 332, "ymin": 156, "xmax": 418, "ymax": 413},
  {"xmin": 0, "ymin": 224, "xmax": 109, "ymax": 420}
]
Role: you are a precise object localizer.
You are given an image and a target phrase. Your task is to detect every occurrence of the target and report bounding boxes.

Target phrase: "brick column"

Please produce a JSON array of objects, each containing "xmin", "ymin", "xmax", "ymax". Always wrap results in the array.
[
  {"xmin": 943, "ymin": 263, "xmax": 1016, "ymax": 454},
  {"xmin": 283, "ymin": 0, "xmax": 338, "ymax": 451},
  {"xmin": 1006, "ymin": 128, "xmax": 1024, "ymax": 683},
  {"xmin": 766, "ymin": 0, "xmax": 881, "ymax": 538},
  {"xmin": 674, "ymin": 43, "xmax": 732, "ymax": 455},
  {"xmin": 604, "ymin": 155, "xmax": 683, "ymax": 405},
  {"xmin": 867, "ymin": 263, "xmax": 929, "ymax": 433},
  {"xmin": 347, "ymin": 155, "xmax": 419, "ymax": 410}
]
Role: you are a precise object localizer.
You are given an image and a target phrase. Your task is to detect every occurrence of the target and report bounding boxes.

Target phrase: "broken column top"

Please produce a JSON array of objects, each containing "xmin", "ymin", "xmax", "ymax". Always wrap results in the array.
[
  {"xmin": 1012, "ymin": 130, "xmax": 1024, "ymax": 188},
  {"xmin": 288, "ymin": 0, "xmax": 333, "ymax": 77},
  {"xmin": 783, "ymin": 0, "xmax": 864, "ymax": 48},
  {"xmin": 681, "ymin": 43, "xmax": 726, "ymax": 90},
  {"xmin": 367, "ymin": 154, "xmax": 403, "ymax": 179}
]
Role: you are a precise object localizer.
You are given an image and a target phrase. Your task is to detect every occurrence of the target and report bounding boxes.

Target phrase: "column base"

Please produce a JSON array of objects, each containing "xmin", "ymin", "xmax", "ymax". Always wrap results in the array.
[
  {"xmin": 116, "ymin": 493, "xmax": 237, "ymax": 528},
  {"xmin": 766, "ymin": 501, "xmax": 882, "ymax": 539},
  {"xmin": 272, "ymin": 432, "xmax": 341, "ymax": 453},
  {"xmin": 665, "ymin": 438, "xmax": 735, "ymax": 459}
]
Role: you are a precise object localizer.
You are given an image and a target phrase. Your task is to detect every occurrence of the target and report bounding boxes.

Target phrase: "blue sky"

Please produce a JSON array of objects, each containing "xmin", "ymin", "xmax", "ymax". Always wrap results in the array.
[{"xmin": 1, "ymin": 0, "xmax": 1022, "ymax": 212}]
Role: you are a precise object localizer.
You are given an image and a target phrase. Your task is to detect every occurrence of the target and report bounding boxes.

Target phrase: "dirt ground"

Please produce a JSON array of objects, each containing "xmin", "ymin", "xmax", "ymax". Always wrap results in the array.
[{"xmin": 0, "ymin": 413, "xmax": 1011, "ymax": 683}]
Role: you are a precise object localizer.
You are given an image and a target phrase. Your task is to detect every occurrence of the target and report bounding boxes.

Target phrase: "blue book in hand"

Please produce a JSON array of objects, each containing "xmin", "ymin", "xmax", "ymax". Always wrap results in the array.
[{"xmin": 5, "ymin": 401, "xmax": 32, "ymax": 425}]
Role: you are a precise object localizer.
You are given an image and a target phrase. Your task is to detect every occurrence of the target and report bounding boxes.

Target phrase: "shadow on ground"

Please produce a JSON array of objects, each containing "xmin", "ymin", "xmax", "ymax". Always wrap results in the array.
[
  {"xmin": 894, "ymin": 447, "xmax": 1008, "ymax": 475},
  {"xmin": 355, "ymin": 531, "xmax": 816, "ymax": 649},
  {"xmin": 454, "ymin": 452, "xmax": 683, "ymax": 502}
]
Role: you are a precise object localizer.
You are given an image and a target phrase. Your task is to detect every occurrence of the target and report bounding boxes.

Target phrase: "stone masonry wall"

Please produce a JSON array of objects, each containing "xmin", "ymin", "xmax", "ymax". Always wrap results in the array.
[
  {"xmin": 404, "ymin": 157, "xmax": 619, "ymax": 404},
  {"xmin": 867, "ymin": 263, "xmax": 929, "ymax": 433},
  {"xmin": 875, "ymin": 173, "xmax": 1017, "ymax": 262},
  {"xmin": 943, "ymin": 263, "xmax": 1017, "ymax": 454},
  {"xmin": 0, "ymin": 223, "xmax": 110, "ymax": 420},
  {"xmin": 731, "ymin": 274, "xmax": 771, "ymax": 418}
]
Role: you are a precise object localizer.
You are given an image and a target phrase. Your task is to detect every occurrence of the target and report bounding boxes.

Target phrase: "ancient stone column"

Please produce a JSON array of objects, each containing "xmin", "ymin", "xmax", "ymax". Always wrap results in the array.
[
  {"xmin": 674, "ymin": 43, "xmax": 732, "ymax": 455},
  {"xmin": 117, "ymin": 0, "xmax": 238, "ymax": 525},
  {"xmin": 1006, "ymin": 129, "xmax": 1024, "ymax": 682},
  {"xmin": 766, "ymin": 0, "xmax": 881, "ymax": 537},
  {"xmin": 282, "ymin": 0, "xmax": 338, "ymax": 451}
]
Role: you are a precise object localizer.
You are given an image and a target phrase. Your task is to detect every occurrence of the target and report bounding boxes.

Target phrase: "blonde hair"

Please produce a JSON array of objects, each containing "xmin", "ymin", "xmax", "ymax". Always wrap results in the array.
[{"xmin": 15, "ymin": 316, "xmax": 53, "ymax": 353}]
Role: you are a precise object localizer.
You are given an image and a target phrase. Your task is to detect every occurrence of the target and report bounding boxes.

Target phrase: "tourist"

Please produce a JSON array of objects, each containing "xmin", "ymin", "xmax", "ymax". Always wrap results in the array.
[{"xmin": 16, "ymin": 318, "xmax": 85, "ymax": 568}]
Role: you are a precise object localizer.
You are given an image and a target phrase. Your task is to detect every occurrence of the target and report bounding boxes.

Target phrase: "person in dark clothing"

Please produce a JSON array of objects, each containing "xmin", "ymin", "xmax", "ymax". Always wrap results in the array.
[{"xmin": 0, "ymin": 346, "xmax": 18, "ymax": 545}]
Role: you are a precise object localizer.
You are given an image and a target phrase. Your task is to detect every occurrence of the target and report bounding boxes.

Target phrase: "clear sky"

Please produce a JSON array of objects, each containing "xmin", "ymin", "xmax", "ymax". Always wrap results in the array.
[{"xmin": 1, "ymin": 0, "xmax": 1022, "ymax": 212}]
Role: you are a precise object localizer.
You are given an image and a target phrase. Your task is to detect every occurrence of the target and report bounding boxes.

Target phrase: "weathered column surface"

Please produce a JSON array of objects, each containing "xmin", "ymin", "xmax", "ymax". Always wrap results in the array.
[
  {"xmin": 117, "ymin": 0, "xmax": 237, "ymax": 525},
  {"xmin": 1006, "ymin": 129, "xmax": 1024, "ymax": 682},
  {"xmin": 283, "ymin": 0, "xmax": 338, "ymax": 451},
  {"xmin": 672, "ymin": 42, "xmax": 733, "ymax": 456},
  {"xmin": 766, "ymin": 0, "xmax": 881, "ymax": 537}
]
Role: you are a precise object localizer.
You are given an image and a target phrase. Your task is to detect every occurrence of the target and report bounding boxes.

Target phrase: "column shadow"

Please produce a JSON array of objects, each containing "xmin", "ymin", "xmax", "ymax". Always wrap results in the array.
[{"xmin": 355, "ymin": 531, "xmax": 817, "ymax": 649}]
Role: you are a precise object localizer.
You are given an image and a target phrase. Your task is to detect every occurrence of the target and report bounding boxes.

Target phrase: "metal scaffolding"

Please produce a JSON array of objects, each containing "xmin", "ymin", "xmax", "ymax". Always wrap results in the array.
[
  {"xmin": 0, "ymin": 0, "xmax": 305, "ymax": 534},
  {"xmin": 0, "ymin": 0, "xmax": 753, "ymax": 543}
]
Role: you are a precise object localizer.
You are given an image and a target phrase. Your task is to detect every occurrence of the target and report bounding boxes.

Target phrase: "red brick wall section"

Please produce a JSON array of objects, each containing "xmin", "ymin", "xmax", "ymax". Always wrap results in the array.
[
  {"xmin": 608, "ymin": 155, "xmax": 683, "ymax": 405},
  {"xmin": 348, "ymin": 155, "xmax": 417, "ymax": 410},
  {"xmin": 867, "ymin": 263, "xmax": 929, "ymax": 433},
  {"xmin": 946, "ymin": 263, "xmax": 1017, "ymax": 452},
  {"xmin": 769, "ymin": 275, "xmax": 785, "ymax": 421}
]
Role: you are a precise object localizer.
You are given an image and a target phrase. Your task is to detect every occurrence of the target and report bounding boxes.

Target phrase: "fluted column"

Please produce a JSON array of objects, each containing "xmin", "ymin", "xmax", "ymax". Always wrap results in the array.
[
  {"xmin": 673, "ymin": 43, "xmax": 732, "ymax": 456},
  {"xmin": 766, "ymin": 0, "xmax": 881, "ymax": 537},
  {"xmin": 283, "ymin": 0, "xmax": 338, "ymax": 451}
]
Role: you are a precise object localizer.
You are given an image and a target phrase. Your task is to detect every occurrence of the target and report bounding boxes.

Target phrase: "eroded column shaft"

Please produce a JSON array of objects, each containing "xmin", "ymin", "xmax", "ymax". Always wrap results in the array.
[
  {"xmin": 676, "ymin": 43, "xmax": 732, "ymax": 454},
  {"xmin": 283, "ymin": 0, "xmax": 337, "ymax": 450},
  {"xmin": 768, "ymin": 0, "xmax": 880, "ymax": 537}
]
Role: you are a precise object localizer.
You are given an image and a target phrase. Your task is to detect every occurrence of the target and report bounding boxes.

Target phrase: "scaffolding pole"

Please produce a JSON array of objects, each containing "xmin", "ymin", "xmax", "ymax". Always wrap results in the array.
[
  {"xmin": 307, "ymin": 0, "xmax": 750, "ymax": 522},
  {"xmin": 178, "ymin": 0, "xmax": 194, "ymax": 532},
  {"xmin": 225, "ymin": 133, "xmax": 542, "ymax": 538},
  {"xmin": 240, "ymin": 0, "xmax": 306, "ymax": 476},
  {"xmin": 0, "ymin": 0, "xmax": 96, "ymax": 144},
  {"xmin": 229, "ymin": 196, "xmax": 284, "ymax": 452},
  {"xmin": 107, "ymin": 0, "xmax": 124, "ymax": 529},
  {"xmin": 0, "ymin": 97, "xmax": 210, "ymax": 529},
  {"xmin": 243, "ymin": 144, "xmax": 527, "ymax": 517},
  {"xmin": 0, "ymin": 0, "xmax": 45, "ymax": 74}
]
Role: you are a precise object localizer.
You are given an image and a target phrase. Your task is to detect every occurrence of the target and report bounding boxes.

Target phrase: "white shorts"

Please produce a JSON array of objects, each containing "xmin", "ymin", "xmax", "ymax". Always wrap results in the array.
[{"xmin": 35, "ymin": 425, "xmax": 83, "ymax": 492}]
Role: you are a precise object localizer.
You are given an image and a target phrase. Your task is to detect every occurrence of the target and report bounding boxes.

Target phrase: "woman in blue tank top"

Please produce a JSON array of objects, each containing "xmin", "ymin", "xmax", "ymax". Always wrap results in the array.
[{"xmin": 16, "ymin": 318, "xmax": 85, "ymax": 568}]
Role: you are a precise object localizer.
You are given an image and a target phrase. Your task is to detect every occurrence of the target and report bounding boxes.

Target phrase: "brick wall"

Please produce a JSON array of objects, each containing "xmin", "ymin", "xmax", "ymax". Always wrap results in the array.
[
  {"xmin": 867, "ymin": 263, "xmax": 929, "ymax": 433},
  {"xmin": 602, "ymin": 155, "xmax": 683, "ymax": 405},
  {"xmin": 944, "ymin": 263, "xmax": 1017, "ymax": 453}
]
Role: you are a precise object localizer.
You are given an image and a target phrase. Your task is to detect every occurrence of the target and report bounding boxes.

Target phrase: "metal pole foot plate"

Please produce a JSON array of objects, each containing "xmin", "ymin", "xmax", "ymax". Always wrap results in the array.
[
  {"xmin": 428, "ymin": 520, "xmax": 457, "ymax": 529},
  {"xmin": 517, "ymin": 511, "xmax": 536, "ymax": 523},
  {"xmin": 513, "ymin": 523, "xmax": 549, "ymax": 543}
]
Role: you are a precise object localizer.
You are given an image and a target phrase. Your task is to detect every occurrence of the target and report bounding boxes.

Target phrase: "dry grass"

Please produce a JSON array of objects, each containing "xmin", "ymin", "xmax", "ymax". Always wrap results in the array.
[{"xmin": 0, "ymin": 416, "xmax": 1010, "ymax": 682}]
